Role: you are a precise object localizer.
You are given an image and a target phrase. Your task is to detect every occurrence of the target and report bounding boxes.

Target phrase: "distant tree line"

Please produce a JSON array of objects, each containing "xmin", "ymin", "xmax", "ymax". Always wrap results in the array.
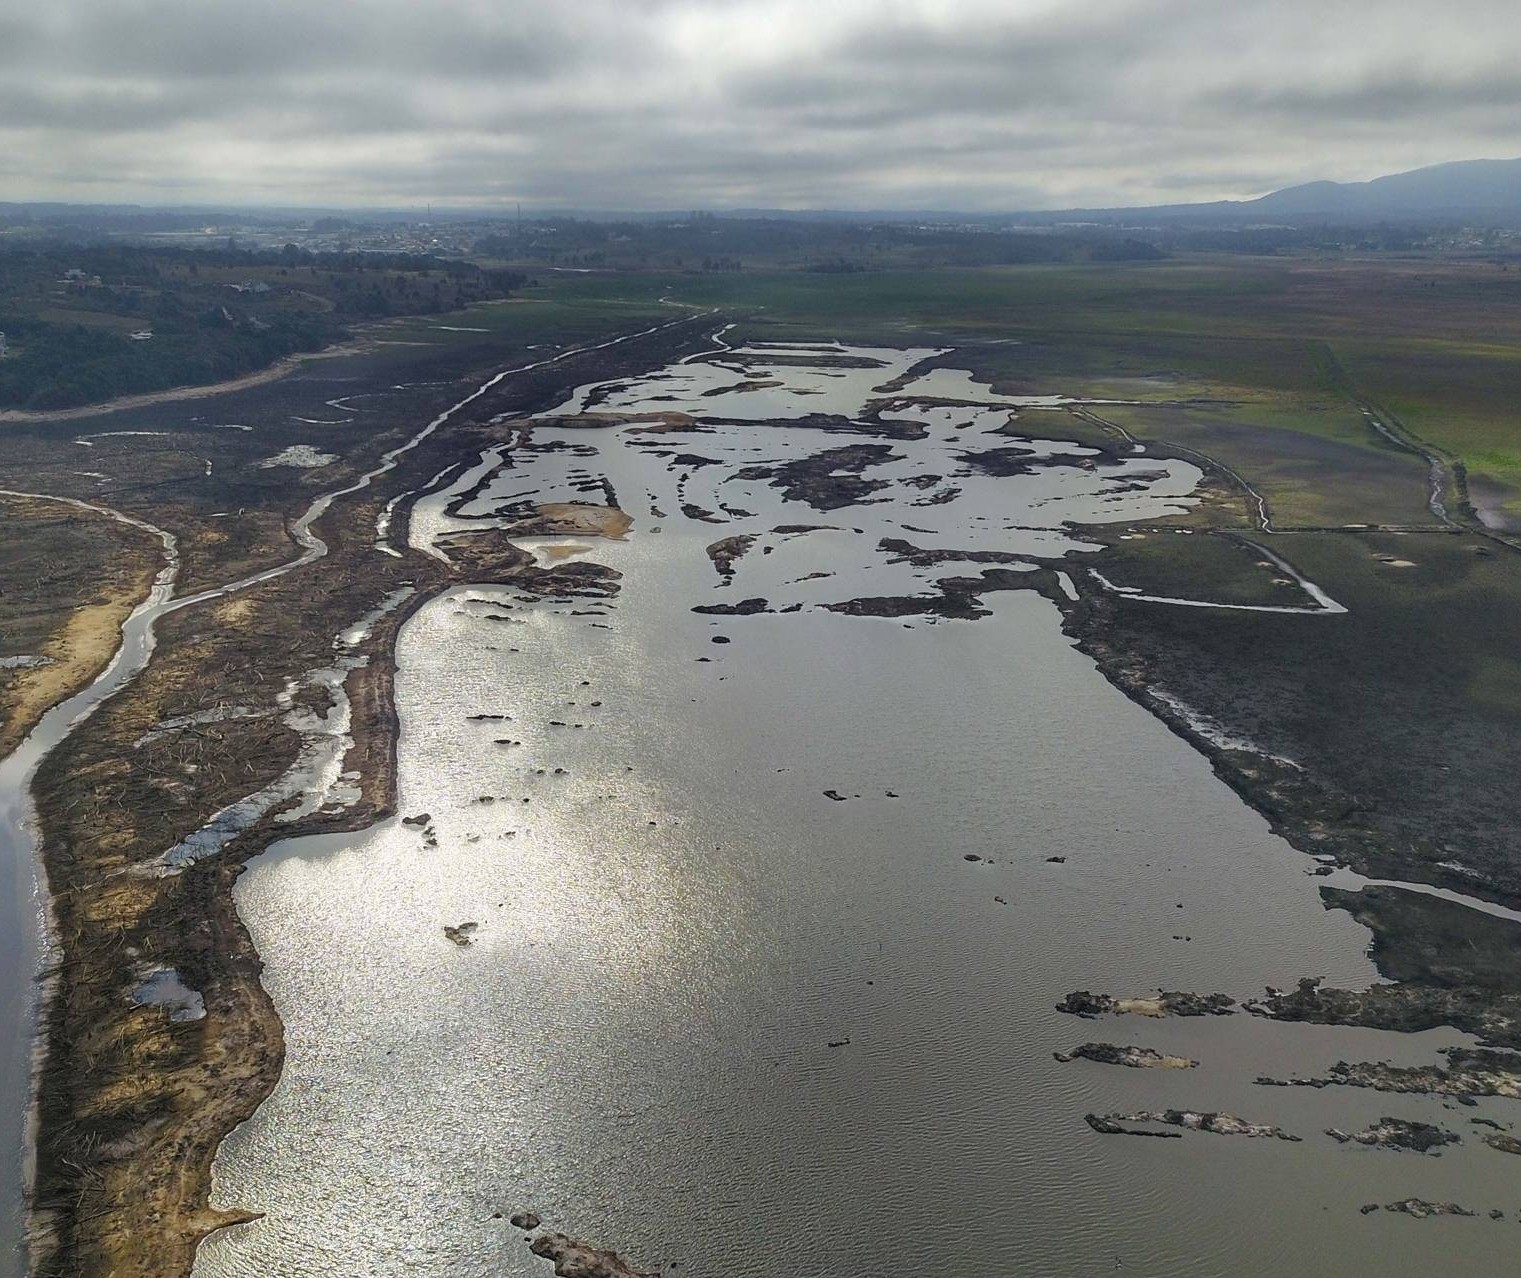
[
  {"xmin": 0, "ymin": 244, "xmax": 527, "ymax": 410},
  {"xmin": 468, "ymin": 216, "xmax": 1179, "ymax": 272}
]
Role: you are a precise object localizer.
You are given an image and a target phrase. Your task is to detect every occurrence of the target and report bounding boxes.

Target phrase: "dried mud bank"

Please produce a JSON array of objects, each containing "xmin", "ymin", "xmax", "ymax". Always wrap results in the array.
[{"xmin": 23, "ymin": 320, "xmax": 710, "ymax": 1278}]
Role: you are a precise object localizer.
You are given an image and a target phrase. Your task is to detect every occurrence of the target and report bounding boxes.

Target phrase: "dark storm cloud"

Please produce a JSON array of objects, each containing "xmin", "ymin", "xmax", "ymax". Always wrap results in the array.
[
  {"xmin": 0, "ymin": 0, "xmax": 1516, "ymax": 209},
  {"xmin": 1207, "ymin": 64, "xmax": 1521, "ymax": 122}
]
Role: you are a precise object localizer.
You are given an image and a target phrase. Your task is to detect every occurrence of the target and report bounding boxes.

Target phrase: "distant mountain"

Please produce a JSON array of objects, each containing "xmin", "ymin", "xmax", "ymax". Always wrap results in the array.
[
  {"xmin": 1250, "ymin": 157, "xmax": 1521, "ymax": 217},
  {"xmin": 1017, "ymin": 157, "xmax": 1521, "ymax": 227}
]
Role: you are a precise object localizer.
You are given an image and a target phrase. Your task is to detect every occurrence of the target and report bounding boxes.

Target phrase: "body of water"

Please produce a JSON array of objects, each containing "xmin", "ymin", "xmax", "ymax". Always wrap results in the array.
[{"xmin": 194, "ymin": 343, "xmax": 1519, "ymax": 1276}]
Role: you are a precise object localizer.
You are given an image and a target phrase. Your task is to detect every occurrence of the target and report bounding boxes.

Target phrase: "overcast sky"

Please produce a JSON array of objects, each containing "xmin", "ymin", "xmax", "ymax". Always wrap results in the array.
[{"xmin": 1, "ymin": 0, "xmax": 1517, "ymax": 211}]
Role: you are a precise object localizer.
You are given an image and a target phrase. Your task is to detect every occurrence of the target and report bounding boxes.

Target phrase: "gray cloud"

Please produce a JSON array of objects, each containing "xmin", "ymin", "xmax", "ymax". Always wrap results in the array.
[{"xmin": 0, "ymin": 0, "xmax": 1516, "ymax": 210}]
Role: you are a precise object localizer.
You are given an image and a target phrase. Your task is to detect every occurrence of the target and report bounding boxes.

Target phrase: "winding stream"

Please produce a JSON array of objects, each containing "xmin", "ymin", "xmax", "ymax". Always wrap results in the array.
[{"xmin": 0, "ymin": 494, "xmax": 179, "ymax": 1271}]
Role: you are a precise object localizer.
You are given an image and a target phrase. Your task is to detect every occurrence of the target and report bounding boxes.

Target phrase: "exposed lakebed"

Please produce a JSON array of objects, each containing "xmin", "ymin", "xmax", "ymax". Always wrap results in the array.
[{"xmin": 194, "ymin": 341, "xmax": 1519, "ymax": 1276}]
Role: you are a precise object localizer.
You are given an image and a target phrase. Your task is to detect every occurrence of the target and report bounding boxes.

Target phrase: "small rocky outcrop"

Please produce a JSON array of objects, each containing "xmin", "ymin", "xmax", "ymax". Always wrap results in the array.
[
  {"xmin": 527, "ymin": 1231, "xmax": 661, "ymax": 1278},
  {"xmin": 878, "ymin": 537, "xmax": 1026, "ymax": 567},
  {"xmin": 1360, "ymin": 1199, "xmax": 1477, "ymax": 1219},
  {"xmin": 693, "ymin": 597, "xmax": 769, "ymax": 616},
  {"xmin": 1088, "ymin": 1110, "xmax": 1300, "ymax": 1141},
  {"xmin": 1055, "ymin": 1042, "xmax": 1197, "ymax": 1069},
  {"xmin": 1326, "ymin": 1117, "xmax": 1460, "ymax": 1153},
  {"xmin": 1256, "ymin": 1046, "xmax": 1521, "ymax": 1101},
  {"xmin": 955, "ymin": 445, "xmax": 1043, "ymax": 477},
  {"xmin": 705, "ymin": 534, "xmax": 757, "ymax": 580},
  {"xmin": 1057, "ymin": 989, "xmax": 1236, "ymax": 1018},
  {"xmin": 735, "ymin": 443, "xmax": 899, "ymax": 511},
  {"xmin": 1248, "ymin": 976, "xmax": 1521, "ymax": 1051}
]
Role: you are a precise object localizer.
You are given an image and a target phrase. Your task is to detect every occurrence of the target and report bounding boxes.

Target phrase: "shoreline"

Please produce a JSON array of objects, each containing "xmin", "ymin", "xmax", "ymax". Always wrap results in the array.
[
  {"xmin": 35, "ymin": 552, "xmax": 624, "ymax": 1274},
  {"xmin": 19, "ymin": 319, "xmax": 707, "ymax": 1278},
  {"xmin": 24, "ymin": 528, "xmax": 517, "ymax": 1275},
  {"xmin": 0, "ymin": 503, "xmax": 181, "ymax": 1278}
]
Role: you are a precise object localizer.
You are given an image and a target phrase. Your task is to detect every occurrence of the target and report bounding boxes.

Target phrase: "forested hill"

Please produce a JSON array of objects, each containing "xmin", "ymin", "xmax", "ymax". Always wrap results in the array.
[{"xmin": 0, "ymin": 245, "xmax": 525, "ymax": 411}]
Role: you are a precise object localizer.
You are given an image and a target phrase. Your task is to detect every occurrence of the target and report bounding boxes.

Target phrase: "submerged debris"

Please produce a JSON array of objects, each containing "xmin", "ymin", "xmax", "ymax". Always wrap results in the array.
[{"xmin": 443, "ymin": 922, "xmax": 479, "ymax": 948}]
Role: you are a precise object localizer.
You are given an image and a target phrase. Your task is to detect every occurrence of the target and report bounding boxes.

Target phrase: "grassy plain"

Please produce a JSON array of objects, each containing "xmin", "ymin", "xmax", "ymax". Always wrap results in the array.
[{"xmin": 532, "ymin": 257, "xmax": 1521, "ymax": 520}]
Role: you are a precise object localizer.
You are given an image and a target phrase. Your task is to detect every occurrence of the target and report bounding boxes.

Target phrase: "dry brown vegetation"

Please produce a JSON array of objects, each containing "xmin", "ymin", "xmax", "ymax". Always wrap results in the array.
[{"xmin": 0, "ymin": 496, "xmax": 163, "ymax": 758}]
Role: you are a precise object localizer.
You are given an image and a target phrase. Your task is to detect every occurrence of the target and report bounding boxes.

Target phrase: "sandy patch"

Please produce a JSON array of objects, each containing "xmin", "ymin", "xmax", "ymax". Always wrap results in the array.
[
  {"xmin": 531, "ymin": 503, "xmax": 633, "ymax": 539},
  {"xmin": 0, "ymin": 592, "xmax": 148, "ymax": 758},
  {"xmin": 259, "ymin": 445, "xmax": 337, "ymax": 469},
  {"xmin": 538, "ymin": 542, "xmax": 593, "ymax": 560},
  {"xmin": 213, "ymin": 598, "xmax": 256, "ymax": 625},
  {"xmin": 1112, "ymin": 997, "xmax": 1168, "ymax": 1016}
]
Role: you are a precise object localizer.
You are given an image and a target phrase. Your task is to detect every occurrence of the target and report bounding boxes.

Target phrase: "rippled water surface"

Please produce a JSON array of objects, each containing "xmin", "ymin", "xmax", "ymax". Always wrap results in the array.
[{"xmin": 196, "ymin": 345, "xmax": 1520, "ymax": 1277}]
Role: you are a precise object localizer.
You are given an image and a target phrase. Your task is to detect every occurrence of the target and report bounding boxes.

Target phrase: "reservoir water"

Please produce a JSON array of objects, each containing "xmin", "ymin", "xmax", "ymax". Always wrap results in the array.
[{"xmin": 190, "ymin": 342, "xmax": 1520, "ymax": 1276}]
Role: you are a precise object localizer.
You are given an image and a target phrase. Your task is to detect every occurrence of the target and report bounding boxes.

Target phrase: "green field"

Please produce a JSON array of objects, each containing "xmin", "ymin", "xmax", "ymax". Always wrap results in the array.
[
  {"xmin": 517, "ymin": 258, "xmax": 1521, "ymax": 522},
  {"xmin": 9, "ymin": 248, "xmax": 1518, "ymax": 519}
]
